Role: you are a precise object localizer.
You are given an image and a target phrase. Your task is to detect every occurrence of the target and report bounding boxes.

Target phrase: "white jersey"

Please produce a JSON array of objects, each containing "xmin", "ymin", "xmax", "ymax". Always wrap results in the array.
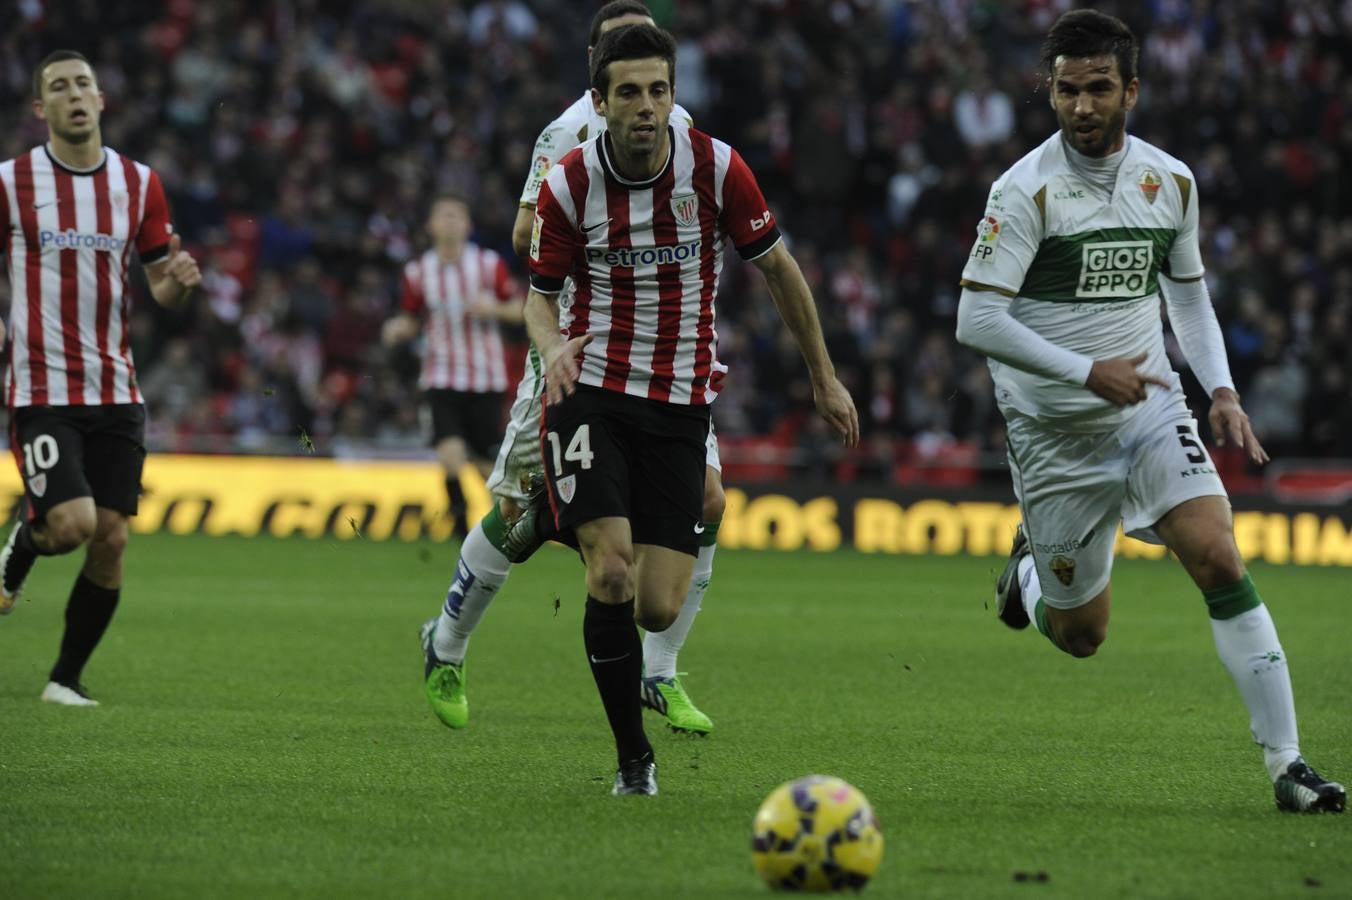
[
  {"xmin": 518, "ymin": 93, "xmax": 694, "ymax": 208},
  {"xmin": 960, "ymin": 133, "xmax": 1204, "ymax": 431}
]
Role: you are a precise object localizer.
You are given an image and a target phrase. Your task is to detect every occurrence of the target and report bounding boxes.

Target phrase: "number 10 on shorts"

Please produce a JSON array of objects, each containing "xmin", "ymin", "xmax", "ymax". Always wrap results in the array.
[
  {"xmin": 545, "ymin": 425, "xmax": 594, "ymax": 475},
  {"xmin": 23, "ymin": 434, "xmax": 59, "ymax": 476}
]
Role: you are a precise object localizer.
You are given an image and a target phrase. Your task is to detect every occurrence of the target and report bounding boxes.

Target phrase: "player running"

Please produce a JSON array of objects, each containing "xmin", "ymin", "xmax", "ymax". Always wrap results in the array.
[
  {"xmin": 956, "ymin": 10, "xmax": 1343, "ymax": 813},
  {"xmin": 419, "ymin": 1, "xmax": 720, "ymax": 735},
  {"xmin": 0, "ymin": 51, "xmax": 201, "ymax": 706},
  {"xmin": 526, "ymin": 22, "xmax": 856, "ymax": 794},
  {"xmin": 382, "ymin": 192, "xmax": 524, "ymax": 537}
]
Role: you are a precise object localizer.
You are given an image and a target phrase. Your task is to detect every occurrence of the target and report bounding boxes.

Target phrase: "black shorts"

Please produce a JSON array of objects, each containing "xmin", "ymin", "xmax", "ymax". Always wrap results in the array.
[
  {"xmin": 425, "ymin": 389, "xmax": 503, "ymax": 459},
  {"xmin": 541, "ymin": 384, "xmax": 709, "ymax": 556},
  {"xmin": 9, "ymin": 404, "xmax": 146, "ymax": 521}
]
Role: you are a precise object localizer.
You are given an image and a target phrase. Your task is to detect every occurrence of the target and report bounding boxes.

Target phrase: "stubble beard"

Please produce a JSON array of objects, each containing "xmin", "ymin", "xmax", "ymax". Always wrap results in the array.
[{"xmin": 1064, "ymin": 105, "xmax": 1128, "ymax": 158}]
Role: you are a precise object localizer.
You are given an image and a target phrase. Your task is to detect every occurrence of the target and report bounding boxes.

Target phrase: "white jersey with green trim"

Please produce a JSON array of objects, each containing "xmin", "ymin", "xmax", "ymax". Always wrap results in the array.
[
  {"xmin": 518, "ymin": 93, "xmax": 694, "ymax": 207},
  {"xmin": 960, "ymin": 133, "xmax": 1205, "ymax": 431}
]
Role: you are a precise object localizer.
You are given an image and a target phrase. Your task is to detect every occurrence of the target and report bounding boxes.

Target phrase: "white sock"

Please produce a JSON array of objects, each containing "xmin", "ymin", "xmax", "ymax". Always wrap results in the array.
[
  {"xmin": 642, "ymin": 543, "xmax": 715, "ymax": 679},
  {"xmin": 1017, "ymin": 554, "xmax": 1042, "ymax": 625},
  {"xmin": 1210, "ymin": 604, "xmax": 1301, "ymax": 781},
  {"xmin": 433, "ymin": 521, "xmax": 512, "ymax": 664}
]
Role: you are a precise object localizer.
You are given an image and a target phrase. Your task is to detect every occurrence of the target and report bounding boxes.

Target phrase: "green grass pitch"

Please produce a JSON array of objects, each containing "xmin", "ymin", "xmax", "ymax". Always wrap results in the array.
[{"xmin": 2, "ymin": 533, "xmax": 1348, "ymax": 898}]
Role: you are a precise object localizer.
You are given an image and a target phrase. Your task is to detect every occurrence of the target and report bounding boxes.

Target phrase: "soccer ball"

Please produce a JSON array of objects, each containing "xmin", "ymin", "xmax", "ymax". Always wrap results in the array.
[{"xmin": 751, "ymin": 775, "xmax": 884, "ymax": 892}]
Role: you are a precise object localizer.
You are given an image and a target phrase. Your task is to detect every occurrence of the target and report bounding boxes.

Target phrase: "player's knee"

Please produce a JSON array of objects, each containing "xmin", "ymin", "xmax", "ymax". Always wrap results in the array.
[
  {"xmin": 1060, "ymin": 624, "xmax": 1107, "ymax": 659},
  {"xmin": 588, "ymin": 557, "xmax": 634, "ymax": 603},
  {"xmin": 1192, "ymin": 539, "xmax": 1245, "ymax": 590},
  {"xmin": 701, "ymin": 475, "xmax": 726, "ymax": 523},
  {"xmin": 636, "ymin": 605, "xmax": 678, "ymax": 633},
  {"xmin": 44, "ymin": 512, "xmax": 96, "ymax": 553},
  {"xmin": 90, "ymin": 527, "xmax": 129, "ymax": 562}
]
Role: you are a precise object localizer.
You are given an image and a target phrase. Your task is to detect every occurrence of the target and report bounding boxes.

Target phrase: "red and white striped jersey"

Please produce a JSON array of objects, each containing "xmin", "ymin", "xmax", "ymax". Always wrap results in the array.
[
  {"xmin": 0, "ymin": 145, "xmax": 173, "ymax": 408},
  {"xmin": 529, "ymin": 123, "xmax": 781, "ymax": 406},
  {"xmin": 400, "ymin": 244, "xmax": 516, "ymax": 393}
]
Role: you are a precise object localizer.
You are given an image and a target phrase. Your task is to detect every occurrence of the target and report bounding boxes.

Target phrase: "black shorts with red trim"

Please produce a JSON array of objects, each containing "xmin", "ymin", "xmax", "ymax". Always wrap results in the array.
[
  {"xmin": 541, "ymin": 384, "xmax": 708, "ymax": 557},
  {"xmin": 424, "ymin": 388, "xmax": 503, "ymax": 459},
  {"xmin": 9, "ymin": 403, "xmax": 146, "ymax": 520}
]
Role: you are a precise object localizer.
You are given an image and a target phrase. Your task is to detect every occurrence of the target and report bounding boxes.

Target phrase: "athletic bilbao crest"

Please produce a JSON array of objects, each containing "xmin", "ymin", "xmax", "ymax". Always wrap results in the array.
[
  {"xmin": 671, "ymin": 193, "xmax": 699, "ymax": 228},
  {"xmin": 28, "ymin": 472, "xmax": 47, "ymax": 498},
  {"xmin": 555, "ymin": 474, "xmax": 576, "ymax": 505},
  {"xmin": 1139, "ymin": 168, "xmax": 1161, "ymax": 205}
]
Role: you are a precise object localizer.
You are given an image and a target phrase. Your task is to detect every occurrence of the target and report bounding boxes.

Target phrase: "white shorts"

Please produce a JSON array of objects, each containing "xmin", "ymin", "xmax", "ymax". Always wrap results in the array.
[
  {"xmin": 485, "ymin": 347, "xmax": 722, "ymax": 501},
  {"xmin": 1004, "ymin": 386, "xmax": 1227, "ymax": 609}
]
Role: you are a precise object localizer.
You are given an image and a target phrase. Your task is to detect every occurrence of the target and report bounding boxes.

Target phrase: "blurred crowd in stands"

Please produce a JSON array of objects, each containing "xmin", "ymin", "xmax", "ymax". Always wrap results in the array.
[{"xmin": 0, "ymin": 0, "xmax": 1349, "ymax": 478}]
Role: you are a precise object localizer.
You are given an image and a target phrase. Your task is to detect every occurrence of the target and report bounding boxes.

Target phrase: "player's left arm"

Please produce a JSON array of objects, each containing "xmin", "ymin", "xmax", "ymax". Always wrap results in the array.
[
  {"xmin": 752, "ymin": 242, "xmax": 859, "ymax": 447},
  {"xmin": 138, "ymin": 172, "xmax": 200, "ymax": 307},
  {"xmin": 1160, "ymin": 173, "xmax": 1267, "ymax": 464},
  {"xmin": 721, "ymin": 147, "xmax": 857, "ymax": 446},
  {"xmin": 468, "ymin": 255, "xmax": 525, "ymax": 325}
]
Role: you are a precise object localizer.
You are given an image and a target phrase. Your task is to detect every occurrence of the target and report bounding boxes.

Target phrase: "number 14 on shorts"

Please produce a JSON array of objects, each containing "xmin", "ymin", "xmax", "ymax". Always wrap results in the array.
[{"xmin": 545, "ymin": 425, "xmax": 594, "ymax": 474}]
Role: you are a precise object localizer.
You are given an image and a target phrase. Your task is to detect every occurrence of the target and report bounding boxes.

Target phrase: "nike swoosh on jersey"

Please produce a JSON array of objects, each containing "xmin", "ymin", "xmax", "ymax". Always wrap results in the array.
[{"xmin": 581, "ymin": 218, "xmax": 612, "ymax": 234}]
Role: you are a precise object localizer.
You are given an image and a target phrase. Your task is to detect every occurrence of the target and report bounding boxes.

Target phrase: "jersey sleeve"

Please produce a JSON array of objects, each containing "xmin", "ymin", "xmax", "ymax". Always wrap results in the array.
[
  {"xmin": 720, "ymin": 149, "xmax": 781, "ymax": 261},
  {"xmin": 958, "ymin": 178, "xmax": 1043, "ymax": 297},
  {"xmin": 519, "ymin": 120, "xmax": 580, "ymax": 209},
  {"xmin": 1164, "ymin": 169, "xmax": 1205, "ymax": 280},
  {"xmin": 0, "ymin": 177, "xmax": 10, "ymax": 256},
  {"xmin": 528, "ymin": 174, "xmax": 579, "ymax": 294},
  {"xmin": 137, "ymin": 170, "xmax": 174, "ymax": 264},
  {"xmin": 400, "ymin": 261, "xmax": 425, "ymax": 315}
]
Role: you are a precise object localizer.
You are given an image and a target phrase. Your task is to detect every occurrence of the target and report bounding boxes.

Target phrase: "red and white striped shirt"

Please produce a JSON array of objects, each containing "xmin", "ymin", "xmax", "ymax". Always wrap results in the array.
[
  {"xmin": 529, "ymin": 123, "xmax": 780, "ymax": 406},
  {"xmin": 401, "ymin": 244, "xmax": 516, "ymax": 393},
  {"xmin": 0, "ymin": 145, "xmax": 173, "ymax": 408}
]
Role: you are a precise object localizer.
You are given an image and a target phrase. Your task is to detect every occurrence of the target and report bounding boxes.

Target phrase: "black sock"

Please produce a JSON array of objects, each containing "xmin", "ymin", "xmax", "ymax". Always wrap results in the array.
[
  {"xmin": 583, "ymin": 596, "xmax": 650, "ymax": 765},
  {"xmin": 445, "ymin": 477, "xmax": 468, "ymax": 535},
  {"xmin": 49, "ymin": 575, "xmax": 121, "ymax": 687}
]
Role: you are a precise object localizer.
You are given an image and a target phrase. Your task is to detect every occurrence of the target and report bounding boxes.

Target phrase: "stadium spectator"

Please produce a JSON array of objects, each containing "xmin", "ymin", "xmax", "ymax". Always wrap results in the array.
[{"xmin": 0, "ymin": 0, "xmax": 1345, "ymax": 476}]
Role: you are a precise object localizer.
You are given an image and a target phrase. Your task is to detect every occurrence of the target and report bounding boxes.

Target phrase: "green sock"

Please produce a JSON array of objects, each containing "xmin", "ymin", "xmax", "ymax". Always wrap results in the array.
[
  {"xmin": 1032, "ymin": 599, "xmax": 1071, "ymax": 653},
  {"xmin": 699, "ymin": 518, "xmax": 721, "ymax": 548},
  {"xmin": 480, "ymin": 504, "xmax": 509, "ymax": 554},
  {"xmin": 1203, "ymin": 573, "xmax": 1262, "ymax": 620}
]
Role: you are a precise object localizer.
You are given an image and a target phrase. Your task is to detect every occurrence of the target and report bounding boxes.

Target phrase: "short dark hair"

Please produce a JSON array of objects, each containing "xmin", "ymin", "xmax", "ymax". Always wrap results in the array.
[
  {"xmin": 589, "ymin": 23, "xmax": 677, "ymax": 98},
  {"xmin": 33, "ymin": 49, "xmax": 94, "ymax": 99},
  {"xmin": 429, "ymin": 191, "xmax": 471, "ymax": 214},
  {"xmin": 1042, "ymin": 9, "xmax": 1138, "ymax": 85},
  {"xmin": 588, "ymin": 1, "xmax": 652, "ymax": 48}
]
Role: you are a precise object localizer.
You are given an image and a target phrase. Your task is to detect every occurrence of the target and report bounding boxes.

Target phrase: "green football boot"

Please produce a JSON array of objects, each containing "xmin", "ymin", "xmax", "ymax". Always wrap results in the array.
[
  {"xmin": 420, "ymin": 618, "xmax": 468, "ymax": 729},
  {"xmin": 641, "ymin": 673, "xmax": 713, "ymax": 735}
]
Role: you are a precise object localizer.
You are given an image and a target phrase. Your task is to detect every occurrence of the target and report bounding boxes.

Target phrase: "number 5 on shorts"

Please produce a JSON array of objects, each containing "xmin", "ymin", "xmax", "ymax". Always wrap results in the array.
[
  {"xmin": 1176, "ymin": 424, "xmax": 1207, "ymax": 464},
  {"xmin": 545, "ymin": 424, "xmax": 595, "ymax": 475}
]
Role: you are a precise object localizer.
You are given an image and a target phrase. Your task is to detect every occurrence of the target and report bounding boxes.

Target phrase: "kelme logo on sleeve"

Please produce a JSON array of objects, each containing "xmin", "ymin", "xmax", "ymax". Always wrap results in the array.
[{"xmin": 1076, "ymin": 241, "xmax": 1153, "ymax": 298}]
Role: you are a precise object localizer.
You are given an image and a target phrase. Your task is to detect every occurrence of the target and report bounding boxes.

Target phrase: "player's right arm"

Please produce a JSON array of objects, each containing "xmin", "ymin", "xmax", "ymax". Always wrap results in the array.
[
  {"xmin": 525, "ymin": 173, "xmax": 589, "ymax": 404},
  {"xmin": 955, "ymin": 181, "xmax": 1166, "ymax": 406},
  {"xmin": 512, "ymin": 116, "xmax": 580, "ymax": 259},
  {"xmin": 382, "ymin": 263, "xmax": 423, "ymax": 346}
]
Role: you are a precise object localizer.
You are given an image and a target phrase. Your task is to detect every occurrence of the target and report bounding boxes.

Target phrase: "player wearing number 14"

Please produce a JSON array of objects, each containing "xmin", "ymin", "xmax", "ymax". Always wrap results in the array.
[
  {"xmin": 956, "ymin": 10, "xmax": 1343, "ymax": 812},
  {"xmin": 526, "ymin": 24, "xmax": 858, "ymax": 795},
  {"xmin": 0, "ymin": 51, "xmax": 201, "ymax": 706}
]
